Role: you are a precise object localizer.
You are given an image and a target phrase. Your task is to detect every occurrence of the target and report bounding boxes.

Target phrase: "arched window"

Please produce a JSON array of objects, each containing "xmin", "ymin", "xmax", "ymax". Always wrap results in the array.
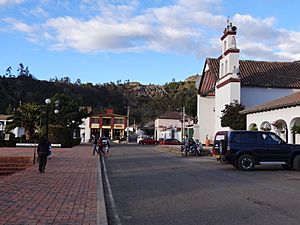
[
  {"xmin": 224, "ymin": 41, "xmax": 227, "ymax": 53},
  {"xmin": 225, "ymin": 60, "xmax": 228, "ymax": 75},
  {"xmin": 221, "ymin": 63, "xmax": 224, "ymax": 76}
]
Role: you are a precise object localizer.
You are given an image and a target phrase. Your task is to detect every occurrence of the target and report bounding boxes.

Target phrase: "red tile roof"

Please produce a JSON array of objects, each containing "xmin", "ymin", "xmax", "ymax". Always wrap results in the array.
[
  {"xmin": 157, "ymin": 111, "xmax": 193, "ymax": 120},
  {"xmin": 198, "ymin": 58, "xmax": 300, "ymax": 96},
  {"xmin": 0, "ymin": 115, "xmax": 11, "ymax": 120},
  {"xmin": 241, "ymin": 91, "xmax": 300, "ymax": 114}
]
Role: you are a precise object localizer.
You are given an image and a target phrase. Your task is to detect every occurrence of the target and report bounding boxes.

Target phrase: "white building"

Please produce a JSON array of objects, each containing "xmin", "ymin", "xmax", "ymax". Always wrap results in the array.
[
  {"xmin": 196, "ymin": 22, "xmax": 300, "ymax": 143},
  {"xmin": 0, "ymin": 114, "xmax": 24, "ymax": 138},
  {"xmin": 154, "ymin": 111, "xmax": 194, "ymax": 142},
  {"xmin": 241, "ymin": 92, "xmax": 300, "ymax": 144}
]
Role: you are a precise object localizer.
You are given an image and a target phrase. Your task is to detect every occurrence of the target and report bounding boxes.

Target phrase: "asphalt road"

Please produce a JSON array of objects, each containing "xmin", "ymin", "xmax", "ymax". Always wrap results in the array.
[{"xmin": 102, "ymin": 144, "xmax": 300, "ymax": 225}]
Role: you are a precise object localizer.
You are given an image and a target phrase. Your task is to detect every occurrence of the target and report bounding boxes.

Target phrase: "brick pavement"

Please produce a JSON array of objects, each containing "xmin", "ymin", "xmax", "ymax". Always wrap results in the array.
[{"xmin": 0, "ymin": 144, "xmax": 107, "ymax": 225}]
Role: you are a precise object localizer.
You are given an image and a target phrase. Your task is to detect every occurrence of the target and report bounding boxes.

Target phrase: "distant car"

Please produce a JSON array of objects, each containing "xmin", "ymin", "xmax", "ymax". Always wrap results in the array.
[
  {"xmin": 139, "ymin": 138, "xmax": 159, "ymax": 145},
  {"xmin": 137, "ymin": 135, "xmax": 149, "ymax": 143},
  {"xmin": 159, "ymin": 138, "xmax": 182, "ymax": 145}
]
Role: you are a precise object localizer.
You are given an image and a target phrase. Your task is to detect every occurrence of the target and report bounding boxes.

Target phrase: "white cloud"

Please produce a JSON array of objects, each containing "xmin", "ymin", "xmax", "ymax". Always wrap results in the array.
[
  {"xmin": 29, "ymin": 6, "xmax": 49, "ymax": 18},
  {"xmin": 0, "ymin": 0, "xmax": 23, "ymax": 6},
  {"xmin": 3, "ymin": 0, "xmax": 300, "ymax": 62},
  {"xmin": 46, "ymin": 16, "xmax": 152, "ymax": 52},
  {"xmin": 3, "ymin": 18, "xmax": 35, "ymax": 33}
]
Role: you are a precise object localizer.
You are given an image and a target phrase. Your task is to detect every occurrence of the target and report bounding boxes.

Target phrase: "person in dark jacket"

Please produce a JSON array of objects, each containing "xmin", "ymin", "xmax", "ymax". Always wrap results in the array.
[
  {"xmin": 37, "ymin": 136, "xmax": 50, "ymax": 173},
  {"xmin": 93, "ymin": 134, "xmax": 99, "ymax": 155}
]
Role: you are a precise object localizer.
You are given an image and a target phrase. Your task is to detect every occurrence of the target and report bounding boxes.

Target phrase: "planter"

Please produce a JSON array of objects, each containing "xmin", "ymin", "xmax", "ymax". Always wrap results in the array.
[{"xmin": 204, "ymin": 139, "xmax": 211, "ymax": 146}]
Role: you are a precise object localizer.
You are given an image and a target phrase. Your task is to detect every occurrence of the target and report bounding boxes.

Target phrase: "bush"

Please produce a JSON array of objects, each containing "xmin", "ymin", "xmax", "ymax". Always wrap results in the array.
[
  {"xmin": 49, "ymin": 126, "xmax": 73, "ymax": 148},
  {"xmin": 0, "ymin": 133, "xmax": 16, "ymax": 147},
  {"xmin": 221, "ymin": 100, "xmax": 246, "ymax": 130},
  {"xmin": 72, "ymin": 137, "xmax": 82, "ymax": 146}
]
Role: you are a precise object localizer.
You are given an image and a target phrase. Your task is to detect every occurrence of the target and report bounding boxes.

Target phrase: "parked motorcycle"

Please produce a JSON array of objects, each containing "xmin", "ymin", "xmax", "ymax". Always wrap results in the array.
[
  {"xmin": 191, "ymin": 140, "xmax": 204, "ymax": 156},
  {"xmin": 180, "ymin": 145, "xmax": 189, "ymax": 156},
  {"xmin": 181, "ymin": 140, "xmax": 204, "ymax": 157}
]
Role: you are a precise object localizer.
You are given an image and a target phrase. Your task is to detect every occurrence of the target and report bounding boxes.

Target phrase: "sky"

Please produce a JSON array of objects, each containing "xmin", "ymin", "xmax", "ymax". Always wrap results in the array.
[{"xmin": 1, "ymin": 0, "xmax": 300, "ymax": 85}]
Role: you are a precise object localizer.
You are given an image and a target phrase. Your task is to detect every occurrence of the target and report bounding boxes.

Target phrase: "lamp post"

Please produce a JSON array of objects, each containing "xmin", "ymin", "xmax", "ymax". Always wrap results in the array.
[
  {"xmin": 45, "ymin": 98, "xmax": 51, "ymax": 142},
  {"xmin": 126, "ymin": 106, "xmax": 130, "ymax": 144},
  {"xmin": 44, "ymin": 99, "xmax": 59, "ymax": 142}
]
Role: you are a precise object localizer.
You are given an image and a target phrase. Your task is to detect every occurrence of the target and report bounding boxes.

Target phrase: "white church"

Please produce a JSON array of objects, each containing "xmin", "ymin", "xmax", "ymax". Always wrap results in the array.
[{"xmin": 196, "ymin": 22, "xmax": 300, "ymax": 144}]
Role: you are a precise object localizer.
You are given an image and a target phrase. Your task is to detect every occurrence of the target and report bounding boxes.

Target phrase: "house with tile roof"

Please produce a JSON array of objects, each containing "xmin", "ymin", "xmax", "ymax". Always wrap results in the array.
[
  {"xmin": 196, "ymin": 22, "xmax": 300, "ymax": 143},
  {"xmin": 82, "ymin": 108, "xmax": 128, "ymax": 142},
  {"xmin": 241, "ymin": 92, "xmax": 300, "ymax": 143},
  {"xmin": 154, "ymin": 111, "xmax": 194, "ymax": 142}
]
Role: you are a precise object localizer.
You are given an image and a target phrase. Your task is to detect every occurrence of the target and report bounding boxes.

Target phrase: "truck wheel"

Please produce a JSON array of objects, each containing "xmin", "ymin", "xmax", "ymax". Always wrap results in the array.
[
  {"xmin": 220, "ymin": 156, "xmax": 227, "ymax": 164},
  {"xmin": 293, "ymin": 155, "xmax": 300, "ymax": 171},
  {"xmin": 238, "ymin": 155, "xmax": 255, "ymax": 171}
]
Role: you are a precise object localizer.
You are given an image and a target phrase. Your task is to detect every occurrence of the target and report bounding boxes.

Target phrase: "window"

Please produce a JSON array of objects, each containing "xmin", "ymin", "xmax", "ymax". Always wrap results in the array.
[
  {"xmin": 262, "ymin": 133, "xmax": 282, "ymax": 145},
  {"xmin": 225, "ymin": 60, "xmax": 228, "ymax": 74},
  {"xmin": 230, "ymin": 133, "xmax": 256, "ymax": 144},
  {"xmin": 114, "ymin": 118, "xmax": 124, "ymax": 124},
  {"xmin": 91, "ymin": 117, "xmax": 99, "ymax": 124},
  {"xmin": 102, "ymin": 118, "xmax": 111, "ymax": 126},
  {"xmin": 215, "ymin": 134, "xmax": 225, "ymax": 141},
  {"xmin": 221, "ymin": 63, "xmax": 224, "ymax": 76}
]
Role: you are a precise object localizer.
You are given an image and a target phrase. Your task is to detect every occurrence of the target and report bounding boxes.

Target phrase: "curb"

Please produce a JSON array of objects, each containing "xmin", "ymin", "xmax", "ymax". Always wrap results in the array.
[{"xmin": 97, "ymin": 155, "xmax": 108, "ymax": 225}]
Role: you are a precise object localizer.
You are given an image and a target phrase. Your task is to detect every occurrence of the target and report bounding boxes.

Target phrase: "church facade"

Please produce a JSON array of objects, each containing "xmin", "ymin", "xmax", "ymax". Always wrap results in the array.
[{"xmin": 196, "ymin": 22, "xmax": 300, "ymax": 143}]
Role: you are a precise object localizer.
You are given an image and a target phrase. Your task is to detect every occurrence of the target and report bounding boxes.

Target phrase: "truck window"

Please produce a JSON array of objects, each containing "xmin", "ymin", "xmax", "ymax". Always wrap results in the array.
[
  {"xmin": 230, "ymin": 133, "xmax": 257, "ymax": 144},
  {"xmin": 262, "ymin": 133, "xmax": 282, "ymax": 145}
]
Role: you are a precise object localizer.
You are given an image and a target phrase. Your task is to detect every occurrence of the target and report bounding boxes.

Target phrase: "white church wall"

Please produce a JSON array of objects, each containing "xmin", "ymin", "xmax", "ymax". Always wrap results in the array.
[
  {"xmin": 228, "ymin": 54, "xmax": 239, "ymax": 74},
  {"xmin": 197, "ymin": 95, "xmax": 215, "ymax": 142},
  {"xmin": 241, "ymin": 87, "xmax": 300, "ymax": 108},
  {"xmin": 247, "ymin": 106, "xmax": 300, "ymax": 144},
  {"xmin": 215, "ymin": 81, "xmax": 240, "ymax": 133}
]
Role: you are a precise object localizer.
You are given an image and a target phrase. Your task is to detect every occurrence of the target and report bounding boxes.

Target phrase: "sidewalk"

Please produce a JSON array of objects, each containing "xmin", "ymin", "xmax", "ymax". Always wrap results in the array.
[{"xmin": 0, "ymin": 144, "xmax": 107, "ymax": 225}]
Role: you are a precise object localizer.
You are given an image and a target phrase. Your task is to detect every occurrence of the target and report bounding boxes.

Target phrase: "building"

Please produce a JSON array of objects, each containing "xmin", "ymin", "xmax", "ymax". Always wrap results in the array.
[
  {"xmin": 241, "ymin": 92, "xmax": 300, "ymax": 144},
  {"xmin": 154, "ymin": 111, "xmax": 194, "ymax": 142},
  {"xmin": 82, "ymin": 108, "xmax": 127, "ymax": 142},
  {"xmin": 0, "ymin": 114, "xmax": 24, "ymax": 138},
  {"xmin": 196, "ymin": 22, "xmax": 300, "ymax": 143}
]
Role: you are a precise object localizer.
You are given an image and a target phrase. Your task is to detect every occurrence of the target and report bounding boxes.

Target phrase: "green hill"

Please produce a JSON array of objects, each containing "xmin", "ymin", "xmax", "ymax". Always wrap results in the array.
[{"xmin": 0, "ymin": 75, "xmax": 198, "ymax": 124}]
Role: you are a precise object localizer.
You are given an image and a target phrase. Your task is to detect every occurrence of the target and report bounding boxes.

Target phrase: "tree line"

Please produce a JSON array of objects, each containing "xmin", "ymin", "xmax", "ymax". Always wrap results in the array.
[{"xmin": 1, "ymin": 64, "xmax": 198, "ymax": 126}]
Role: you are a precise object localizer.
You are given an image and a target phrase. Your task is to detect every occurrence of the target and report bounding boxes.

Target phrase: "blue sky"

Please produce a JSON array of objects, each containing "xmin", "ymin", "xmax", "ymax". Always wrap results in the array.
[{"xmin": 1, "ymin": 0, "xmax": 300, "ymax": 85}]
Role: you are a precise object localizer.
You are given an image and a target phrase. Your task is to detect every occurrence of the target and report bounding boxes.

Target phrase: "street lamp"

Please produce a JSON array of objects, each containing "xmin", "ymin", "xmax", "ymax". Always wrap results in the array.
[
  {"xmin": 45, "ymin": 98, "xmax": 51, "ymax": 142},
  {"xmin": 45, "ymin": 99, "xmax": 59, "ymax": 142}
]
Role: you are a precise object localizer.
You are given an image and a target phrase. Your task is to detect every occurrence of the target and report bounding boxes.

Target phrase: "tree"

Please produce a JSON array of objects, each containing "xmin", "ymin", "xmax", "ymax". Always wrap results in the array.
[
  {"xmin": 5, "ymin": 66, "xmax": 12, "ymax": 76},
  {"xmin": 6, "ymin": 104, "xmax": 14, "ymax": 114},
  {"xmin": 5, "ymin": 102, "xmax": 41, "ymax": 140},
  {"xmin": 50, "ymin": 93, "xmax": 90, "ymax": 128},
  {"xmin": 220, "ymin": 100, "xmax": 246, "ymax": 130}
]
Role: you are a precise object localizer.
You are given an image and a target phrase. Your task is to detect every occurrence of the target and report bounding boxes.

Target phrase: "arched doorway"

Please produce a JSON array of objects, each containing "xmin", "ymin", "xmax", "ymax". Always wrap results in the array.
[
  {"xmin": 260, "ymin": 121, "xmax": 271, "ymax": 131},
  {"xmin": 290, "ymin": 117, "xmax": 300, "ymax": 144},
  {"xmin": 272, "ymin": 119, "xmax": 287, "ymax": 142},
  {"xmin": 248, "ymin": 123, "xmax": 258, "ymax": 131}
]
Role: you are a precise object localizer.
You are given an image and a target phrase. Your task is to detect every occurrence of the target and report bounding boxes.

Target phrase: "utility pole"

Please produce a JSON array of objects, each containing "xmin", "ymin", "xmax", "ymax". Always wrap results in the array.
[
  {"xmin": 126, "ymin": 106, "xmax": 130, "ymax": 144},
  {"xmin": 181, "ymin": 106, "xmax": 185, "ymax": 141}
]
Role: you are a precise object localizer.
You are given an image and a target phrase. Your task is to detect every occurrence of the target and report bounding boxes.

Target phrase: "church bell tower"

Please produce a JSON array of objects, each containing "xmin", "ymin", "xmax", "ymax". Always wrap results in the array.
[{"xmin": 215, "ymin": 21, "xmax": 241, "ymax": 132}]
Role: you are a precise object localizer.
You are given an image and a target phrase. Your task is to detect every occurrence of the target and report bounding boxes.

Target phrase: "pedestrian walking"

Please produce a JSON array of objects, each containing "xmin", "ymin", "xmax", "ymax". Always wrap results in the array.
[
  {"xmin": 98, "ymin": 137, "xmax": 104, "ymax": 156},
  {"xmin": 93, "ymin": 134, "xmax": 99, "ymax": 155},
  {"xmin": 37, "ymin": 136, "xmax": 51, "ymax": 173}
]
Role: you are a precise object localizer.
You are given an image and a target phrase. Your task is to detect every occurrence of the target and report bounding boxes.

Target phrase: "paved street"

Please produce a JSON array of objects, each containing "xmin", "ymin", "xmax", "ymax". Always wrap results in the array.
[{"xmin": 103, "ymin": 144, "xmax": 300, "ymax": 225}]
